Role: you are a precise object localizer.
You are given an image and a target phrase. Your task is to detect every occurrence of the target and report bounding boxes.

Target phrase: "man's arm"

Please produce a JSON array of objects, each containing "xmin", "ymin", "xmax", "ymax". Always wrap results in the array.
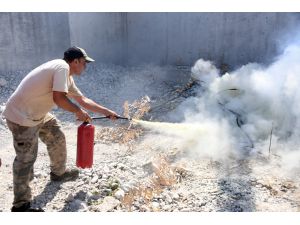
[
  {"xmin": 53, "ymin": 91, "xmax": 91, "ymax": 122},
  {"xmin": 71, "ymin": 95, "xmax": 118, "ymax": 119}
]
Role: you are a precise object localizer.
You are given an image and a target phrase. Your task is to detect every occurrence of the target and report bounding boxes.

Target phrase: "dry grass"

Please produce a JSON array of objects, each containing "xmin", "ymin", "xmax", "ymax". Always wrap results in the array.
[
  {"xmin": 95, "ymin": 96, "xmax": 151, "ymax": 150},
  {"xmin": 123, "ymin": 96, "xmax": 151, "ymax": 120},
  {"xmin": 122, "ymin": 154, "xmax": 179, "ymax": 211},
  {"xmin": 174, "ymin": 78, "xmax": 197, "ymax": 94}
]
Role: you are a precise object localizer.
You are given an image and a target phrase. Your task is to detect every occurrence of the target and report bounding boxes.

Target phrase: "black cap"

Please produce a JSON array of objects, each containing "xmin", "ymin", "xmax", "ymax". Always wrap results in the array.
[{"xmin": 63, "ymin": 46, "xmax": 95, "ymax": 63}]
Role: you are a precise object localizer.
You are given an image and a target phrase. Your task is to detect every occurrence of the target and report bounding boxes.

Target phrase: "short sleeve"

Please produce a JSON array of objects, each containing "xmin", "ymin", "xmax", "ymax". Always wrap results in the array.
[{"xmin": 52, "ymin": 65, "xmax": 69, "ymax": 93}]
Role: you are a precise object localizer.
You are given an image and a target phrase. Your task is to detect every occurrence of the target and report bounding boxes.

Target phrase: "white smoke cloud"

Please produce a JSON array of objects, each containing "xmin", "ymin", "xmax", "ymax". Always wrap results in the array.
[
  {"xmin": 175, "ymin": 43, "xmax": 300, "ymax": 171},
  {"xmin": 191, "ymin": 59, "xmax": 219, "ymax": 86}
]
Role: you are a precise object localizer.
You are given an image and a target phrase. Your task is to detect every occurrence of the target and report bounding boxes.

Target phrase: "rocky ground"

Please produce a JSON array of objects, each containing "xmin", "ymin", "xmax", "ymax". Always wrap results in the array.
[
  {"xmin": 1, "ymin": 122, "xmax": 300, "ymax": 212},
  {"xmin": 1, "ymin": 65, "xmax": 300, "ymax": 212}
]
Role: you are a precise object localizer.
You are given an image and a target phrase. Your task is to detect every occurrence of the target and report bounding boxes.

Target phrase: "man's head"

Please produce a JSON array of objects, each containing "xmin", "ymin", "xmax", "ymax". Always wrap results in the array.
[{"xmin": 63, "ymin": 46, "xmax": 95, "ymax": 75}]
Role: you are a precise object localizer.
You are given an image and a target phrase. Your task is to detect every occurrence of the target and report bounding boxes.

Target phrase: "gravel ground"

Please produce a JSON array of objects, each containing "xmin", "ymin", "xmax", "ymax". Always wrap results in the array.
[
  {"xmin": 1, "ymin": 124, "xmax": 300, "ymax": 212},
  {"xmin": 1, "ymin": 64, "xmax": 300, "ymax": 213}
]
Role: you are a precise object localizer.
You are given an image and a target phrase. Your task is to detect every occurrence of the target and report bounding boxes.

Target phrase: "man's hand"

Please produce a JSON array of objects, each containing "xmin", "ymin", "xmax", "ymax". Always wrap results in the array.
[
  {"xmin": 104, "ymin": 110, "xmax": 119, "ymax": 121},
  {"xmin": 75, "ymin": 108, "xmax": 92, "ymax": 122}
]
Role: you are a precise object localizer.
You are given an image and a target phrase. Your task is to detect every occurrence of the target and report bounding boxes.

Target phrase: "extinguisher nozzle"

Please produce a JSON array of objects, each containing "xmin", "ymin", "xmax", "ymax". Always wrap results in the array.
[{"xmin": 116, "ymin": 116, "xmax": 131, "ymax": 120}]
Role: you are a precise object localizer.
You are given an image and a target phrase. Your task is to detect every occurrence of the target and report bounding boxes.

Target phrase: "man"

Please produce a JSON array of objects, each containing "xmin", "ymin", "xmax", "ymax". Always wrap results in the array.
[{"xmin": 2, "ymin": 46, "xmax": 119, "ymax": 212}]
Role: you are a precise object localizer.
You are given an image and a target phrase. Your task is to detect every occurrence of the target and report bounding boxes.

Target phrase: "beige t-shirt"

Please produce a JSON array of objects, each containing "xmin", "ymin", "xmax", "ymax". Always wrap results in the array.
[{"xmin": 3, "ymin": 59, "xmax": 83, "ymax": 127}]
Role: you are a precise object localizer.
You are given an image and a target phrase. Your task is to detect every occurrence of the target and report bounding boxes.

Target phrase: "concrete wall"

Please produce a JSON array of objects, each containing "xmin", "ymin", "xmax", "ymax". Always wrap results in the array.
[
  {"xmin": 69, "ymin": 13, "xmax": 127, "ymax": 65},
  {"xmin": 0, "ymin": 13, "xmax": 70, "ymax": 72},
  {"xmin": 69, "ymin": 12, "xmax": 300, "ymax": 69},
  {"xmin": 1, "ymin": 13, "xmax": 300, "ymax": 72}
]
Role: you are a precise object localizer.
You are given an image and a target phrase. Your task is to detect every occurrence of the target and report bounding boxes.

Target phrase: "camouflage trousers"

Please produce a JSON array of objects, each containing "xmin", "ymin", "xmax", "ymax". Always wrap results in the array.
[{"xmin": 6, "ymin": 116, "xmax": 66, "ymax": 207}]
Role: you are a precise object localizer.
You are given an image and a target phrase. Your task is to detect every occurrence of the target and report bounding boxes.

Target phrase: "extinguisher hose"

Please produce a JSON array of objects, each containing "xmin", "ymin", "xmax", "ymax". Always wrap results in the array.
[{"xmin": 91, "ymin": 116, "xmax": 131, "ymax": 120}]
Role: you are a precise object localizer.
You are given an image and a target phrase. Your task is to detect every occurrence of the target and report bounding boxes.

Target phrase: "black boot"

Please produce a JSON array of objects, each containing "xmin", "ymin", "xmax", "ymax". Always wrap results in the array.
[
  {"xmin": 11, "ymin": 202, "xmax": 44, "ymax": 212},
  {"xmin": 50, "ymin": 168, "xmax": 79, "ymax": 182}
]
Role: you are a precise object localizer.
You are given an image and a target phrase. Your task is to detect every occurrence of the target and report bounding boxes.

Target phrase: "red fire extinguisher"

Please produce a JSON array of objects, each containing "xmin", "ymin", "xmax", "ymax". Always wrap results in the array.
[{"xmin": 76, "ymin": 121, "xmax": 95, "ymax": 168}]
